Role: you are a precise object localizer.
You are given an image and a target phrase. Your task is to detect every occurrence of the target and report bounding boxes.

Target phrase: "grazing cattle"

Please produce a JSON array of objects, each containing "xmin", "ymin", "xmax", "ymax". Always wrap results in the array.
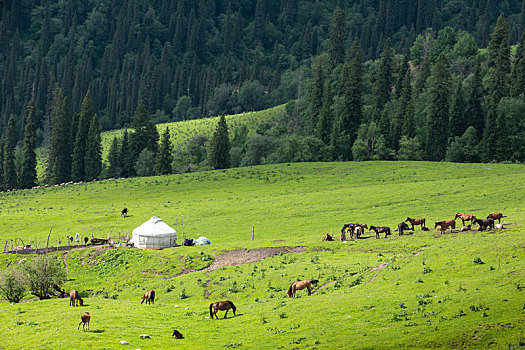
[
  {"xmin": 473, "ymin": 218, "xmax": 494, "ymax": 231},
  {"xmin": 369, "ymin": 225, "xmax": 391, "ymax": 239},
  {"xmin": 323, "ymin": 233, "xmax": 333, "ymax": 241},
  {"xmin": 69, "ymin": 290, "xmax": 83, "ymax": 307},
  {"xmin": 434, "ymin": 220, "xmax": 456, "ymax": 233},
  {"xmin": 209, "ymin": 300, "xmax": 236, "ymax": 319},
  {"xmin": 172, "ymin": 329, "xmax": 184, "ymax": 339},
  {"xmin": 405, "ymin": 217, "xmax": 425, "ymax": 230},
  {"xmin": 78, "ymin": 312, "xmax": 90, "ymax": 331},
  {"xmin": 140, "ymin": 290, "xmax": 155, "ymax": 305},
  {"xmin": 460, "ymin": 225, "xmax": 471, "ymax": 232},
  {"xmin": 454, "ymin": 213, "xmax": 476, "ymax": 226},
  {"xmin": 421, "ymin": 226, "xmax": 429, "ymax": 231},
  {"xmin": 396, "ymin": 222, "xmax": 411, "ymax": 235},
  {"xmin": 121, "ymin": 207, "xmax": 128, "ymax": 218},
  {"xmin": 287, "ymin": 280, "xmax": 319, "ymax": 298},
  {"xmin": 487, "ymin": 213, "xmax": 505, "ymax": 223}
]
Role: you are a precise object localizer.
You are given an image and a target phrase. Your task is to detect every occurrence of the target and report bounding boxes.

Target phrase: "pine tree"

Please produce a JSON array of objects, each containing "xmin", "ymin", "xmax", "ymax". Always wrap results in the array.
[
  {"xmin": 511, "ymin": 29, "xmax": 525, "ymax": 97},
  {"xmin": 425, "ymin": 53, "xmax": 452, "ymax": 161},
  {"xmin": 72, "ymin": 91, "xmax": 94, "ymax": 181},
  {"xmin": 47, "ymin": 88, "xmax": 72, "ymax": 184},
  {"xmin": 449, "ymin": 80, "xmax": 467, "ymax": 139},
  {"xmin": 155, "ymin": 127, "xmax": 173, "ymax": 175},
  {"xmin": 374, "ymin": 38, "xmax": 394, "ymax": 111},
  {"xmin": 400, "ymin": 71, "xmax": 416, "ymax": 139},
  {"xmin": 393, "ymin": 70, "xmax": 414, "ymax": 150},
  {"xmin": 310, "ymin": 56, "xmax": 325, "ymax": 134},
  {"xmin": 3, "ymin": 115, "xmax": 17, "ymax": 190},
  {"xmin": 210, "ymin": 115, "xmax": 231, "ymax": 169},
  {"xmin": 18, "ymin": 100, "xmax": 38, "ymax": 189},
  {"xmin": 107, "ymin": 136, "xmax": 121, "ymax": 178},
  {"xmin": 465, "ymin": 58, "xmax": 485, "ymax": 138},
  {"xmin": 120, "ymin": 130, "xmax": 133, "ymax": 178},
  {"xmin": 130, "ymin": 103, "xmax": 159, "ymax": 162},
  {"xmin": 316, "ymin": 79, "xmax": 333, "ymax": 145},
  {"xmin": 84, "ymin": 114, "xmax": 102, "ymax": 181},
  {"xmin": 415, "ymin": 53, "xmax": 431, "ymax": 95},
  {"xmin": 328, "ymin": 7, "xmax": 346, "ymax": 67}
]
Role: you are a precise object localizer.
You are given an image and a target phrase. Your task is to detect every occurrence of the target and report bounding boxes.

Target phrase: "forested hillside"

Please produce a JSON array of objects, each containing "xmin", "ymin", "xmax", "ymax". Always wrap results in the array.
[{"xmin": 1, "ymin": 0, "xmax": 525, "ymax": 191}]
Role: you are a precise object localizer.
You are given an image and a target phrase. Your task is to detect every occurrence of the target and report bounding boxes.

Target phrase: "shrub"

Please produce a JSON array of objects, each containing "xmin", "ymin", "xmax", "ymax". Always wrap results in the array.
[
  {"xmin": 0, "ymin": 267, "xmax": 27, "ymax": 303},
  {"xmin": 23, "ymin": 256, "xmax": 66, "ymax": 300}
]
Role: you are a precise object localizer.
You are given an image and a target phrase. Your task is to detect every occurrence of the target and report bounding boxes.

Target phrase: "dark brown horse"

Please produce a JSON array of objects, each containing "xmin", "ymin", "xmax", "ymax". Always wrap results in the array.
[
  {"xmin": 287, "ymin": 280, "xmax": 319, "ymax": 298},
  {"xmin": 487, "ymin": 213, "xmax": 505, "ymax": 223},
  {"xmin": 405, "ymin": 217, "xmax": 425, "ymax": 230},
  {"xmin": 396, "ymin": 222, "xmax": 410, "ymax": 235},
  {"xmin": 140, "ymin": 290, "xmax": 155, "ymax": 305},
  {"xmin": 172, "ymin": 329, "xmax": 184, "ymax": 339},
  {"xmin": 121, "ymin": 207, "xmax": 128, "ymax": 218},
  {"xmin": 369, "ymin": 225, "xmax": 391, "ymax": 239},
  {"xmin": 322, "ymin": 233, "xmax": 333, "ymax": 241},
  {"xmin": 434, "ymin": 220, "xmax": 455, "ymax": 233},
  {"xmin": 473, "ymin": 218, "xmax": 494, "ymax": 231},
  {"xmin": 454, "ymin": 213, "xmax": 476, "ymax": 226},
  {"xmin": 69, "ymin": 290, "xmax": 83, "ymax": 307},
  {"xmin": 209, "ymin": 300, "xmax": 236, "ymax": 319},
  {"xmin": 78, "ymin": 312, "xmax": 90, "ymax": 331}
]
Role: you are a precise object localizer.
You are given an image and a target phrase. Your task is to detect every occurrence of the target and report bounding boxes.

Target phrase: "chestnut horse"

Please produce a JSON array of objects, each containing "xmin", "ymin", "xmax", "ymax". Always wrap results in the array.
[
  {"xmin": 209, "ymin": 300, "xmax": 236, "ymax": 319},
  {"xmin": 434, "ymin": 220, "xmax": 455, "ymax": 233},
  {"xmin": 405, "ymin": 217, "xmax": 425, "ymax": 230},
  {"xmin": 323, "ymin": 233, "xmax": 333, "ymax": 241},
  {"xmin": 288, "ymin": 280, "xmax": 319, "ymax": 298},
  {"xmin": 487, "ymin": 213, "xmax": 505, "ymax": 223},
  {"xmin": 140, "ymin": 290, "xmax": 155, "ymax": 305},
  {"xmin": 454, "ymin": 213, "xmax": 476, "ymax": 226},
  {"xmin": 78, "ymin": 312, "xmax": 90, "ymax": 331},
  {"xmin": 69, "ymin": 290, "xmax": 83, "ymax": 307},
  {"xmin": 369, "ymin": 225, "xmax": 391, "ymax": 239}
]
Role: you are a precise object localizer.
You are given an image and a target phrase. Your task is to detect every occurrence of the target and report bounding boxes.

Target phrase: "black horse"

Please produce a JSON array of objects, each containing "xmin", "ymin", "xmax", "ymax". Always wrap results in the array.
[
  {"xmin": 473, "ymin": 218, "xmax": 494, "ymax": 231},
  {"xmin": 396, "ymin": 222, "xmax": 411, "ymax": 235}
]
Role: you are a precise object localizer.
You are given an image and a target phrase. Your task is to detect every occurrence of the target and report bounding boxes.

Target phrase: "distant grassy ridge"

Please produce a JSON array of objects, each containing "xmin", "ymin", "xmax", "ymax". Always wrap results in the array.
[{"xmin": 0, "ymin": 161, "xmax": 523, "ymax": 348}]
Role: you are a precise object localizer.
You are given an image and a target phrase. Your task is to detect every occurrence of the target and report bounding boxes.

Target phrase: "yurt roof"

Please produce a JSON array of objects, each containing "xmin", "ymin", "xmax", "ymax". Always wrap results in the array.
[{"xmin": 132, "ymin": 216, "xmax": 176, "ymax": 237}]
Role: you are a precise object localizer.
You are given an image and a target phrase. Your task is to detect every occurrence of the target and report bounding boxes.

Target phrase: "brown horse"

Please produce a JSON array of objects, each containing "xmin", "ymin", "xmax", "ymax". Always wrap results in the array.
[
  {"xmin": 69, "ymin": 290, "xmax": 83, "ymax": 307},
  {"xmin": 434, "ymin": 220, "xmax": 455, "ymax": 233},
  {"xmin": 454, "ymin": 213, "xmax": 476, "ymax": 226},
  {"xmin": 140, "ymin": 290, "xmax": 155, "ymax": 305},
  {"xmin": 487, "ymin": 213, "xmax": 505, "ymax": 223},
  {"xmin": 323, "ymin": 233, "xmax": 333, "ymax": 241},
  {"xmin": 405, "ymin": 217, "xmax": 425, "ymax": 230},
  {"xmin": 78, "ymin": 312, "xmax": 90, "ymax": 331},
  {"xmin": 287, "ymin": 280, "xmax": 319, "ymax": 298},
  {"xmin": 209, "ymin": 300, "xmax": 236, "ymax": 319},
  {"xmin": 473, "ymin": 218, "xmax": 494, "ymax": 231},
  {"xmin": 369, "ymin": 225, "xmax": 391, "ymax": 239},
  {"xmin": 172, "ymin": 329, "xmax": 184, "ymax": 339}
]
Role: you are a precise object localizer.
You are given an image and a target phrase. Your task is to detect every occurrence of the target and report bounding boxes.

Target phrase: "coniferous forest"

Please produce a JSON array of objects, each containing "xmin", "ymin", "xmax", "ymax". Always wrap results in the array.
[{"xmin": 1, "ymin": 0, "xmax": 525, "ymax": 190}]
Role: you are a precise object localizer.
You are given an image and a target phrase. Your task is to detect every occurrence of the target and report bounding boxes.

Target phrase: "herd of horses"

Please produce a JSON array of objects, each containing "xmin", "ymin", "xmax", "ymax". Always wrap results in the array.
[{"xmin": 332, "ymin": 212, "xmax": 506, "ymax": 241}]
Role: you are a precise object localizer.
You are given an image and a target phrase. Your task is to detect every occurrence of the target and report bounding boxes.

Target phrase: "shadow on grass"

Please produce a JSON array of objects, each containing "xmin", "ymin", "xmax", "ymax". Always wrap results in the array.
[{"xmin": 89, "ymin": 329, "xmax": 105, "ymax": 334}]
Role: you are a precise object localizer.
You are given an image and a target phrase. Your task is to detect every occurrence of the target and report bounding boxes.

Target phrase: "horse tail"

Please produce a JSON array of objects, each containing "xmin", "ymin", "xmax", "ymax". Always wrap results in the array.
[
  {"xmin": 209, "ymin": 303, "xmax": 214, "ymax": 318},
  {"xmin": 287, "ymin": 283, "xmax": 294, "ymax": 297}
]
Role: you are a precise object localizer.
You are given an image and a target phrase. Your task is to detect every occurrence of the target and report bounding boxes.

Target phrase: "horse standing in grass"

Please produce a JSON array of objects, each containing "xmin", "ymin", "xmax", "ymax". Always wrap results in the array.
[
  {"xmin": 473, "ymin": 218, "xmax": 494, "ymax": 231},
  {"xmin": 78, "ymin": 312, "xmax": 90, "ymax": 331},
  {"xmin": 209, "ymin": 300, "xmax": 236, "ymax": 319},
  {"xmin": 434, "ymin": 220, "xmax": 455, "ymax": 233},
  {"xmin": 121, "ymin": 207, "xmax": 128, "ymax": 218},
  {"xmin": 396, "ymin": 222, "xmax": 411, "ymax": 235},
  {"xmin": 140, "ymin": 290, "xmax": 155, "ymax": 305},
  {"xmin": 69, "ymin": 290, "xmax": 83, "ymax": 307},
  {"xmin": 454, "ymin": 213, "xmax": 476, "ymax": 226},
  {"xmin": 287, "ymin": 280, "xmax": 319, "ymax": 298},
  {"xmin": 405, "ymin": 217, "xmax": 425, "ymax": 230},
  {"xmin": 487, "ymin": 213, "xmax": 505, "ymax": 223},
  {"xmin": 369, "ymin": 225, "xmax": 391, "ymax": 239}
]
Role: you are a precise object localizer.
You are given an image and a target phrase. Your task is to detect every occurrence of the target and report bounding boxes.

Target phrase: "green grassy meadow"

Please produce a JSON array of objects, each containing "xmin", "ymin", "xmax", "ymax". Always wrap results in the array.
[{"xmin": 0, "ymin": 161, "xmax": 524, "ymax": 349}]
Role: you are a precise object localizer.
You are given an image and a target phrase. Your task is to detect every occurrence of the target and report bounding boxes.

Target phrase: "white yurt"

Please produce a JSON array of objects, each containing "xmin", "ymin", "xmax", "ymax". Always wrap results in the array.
[{"xmin": 132, "ymin": 216, "xmax": 177, "ymax": 249}]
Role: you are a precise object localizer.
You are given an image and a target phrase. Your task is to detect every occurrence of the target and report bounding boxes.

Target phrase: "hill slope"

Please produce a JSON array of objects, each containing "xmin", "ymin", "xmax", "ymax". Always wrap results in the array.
[{"xmin": 0, "ymin": 161, "xmax": 524, "ymax": 349}]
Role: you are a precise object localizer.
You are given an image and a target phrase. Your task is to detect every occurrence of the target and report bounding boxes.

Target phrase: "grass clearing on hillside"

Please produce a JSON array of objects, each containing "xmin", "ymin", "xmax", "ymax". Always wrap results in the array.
[{"xmin": 0, "ymin": 161, "xmax": 524, "ymax": 349}]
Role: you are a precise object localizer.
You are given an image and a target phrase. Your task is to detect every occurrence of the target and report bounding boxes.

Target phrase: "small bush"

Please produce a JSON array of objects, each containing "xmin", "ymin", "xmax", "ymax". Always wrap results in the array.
[
  {"xmin": 0, "ymin": 267, "xmax": 27, "ymax": 303},
  {"xmin": 179, "ymin": 288, "xmax": 188, "ymax": 299},
  {"xmin": 472, "ymin": 257, "xmax": 484, "ymax": 264},
  {"xmin": 23, "ymin": 256, "xmax": 66, "ymax": 300}
]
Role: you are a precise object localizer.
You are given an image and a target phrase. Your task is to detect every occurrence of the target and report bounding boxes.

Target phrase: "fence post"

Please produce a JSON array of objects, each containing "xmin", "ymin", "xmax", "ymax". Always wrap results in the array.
[{"xmin": 46, "ymin": 226, "xmax": 54, "ymax": 248}]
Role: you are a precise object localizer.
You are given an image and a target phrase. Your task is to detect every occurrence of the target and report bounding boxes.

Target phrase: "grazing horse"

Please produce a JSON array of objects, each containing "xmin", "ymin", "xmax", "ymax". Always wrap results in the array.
[
  {"xmin": 288, "ymin": 280, "xmax": 319, "ymax": 298},
  {"xmin": 69, "ymin": 290, "xmax": 83, "ymax": 307},
  {"xmin": 487, "ymin": 213, "xmax": 505, "ymax": 223},
  {"xmin": 434, "ymin": 220, "xmax": 455, "ymax": 233},
  {"xmin": 369, "ymin": 226, "xmax": 391, "ymax": 239},
  {"xmin": 473, "ymin": 218, "xmax": 494, "ymax": 231},
  {"xmin": 323, "ymin": 233, "xmax": 333, "ymax": 241},
  {"xmin": 172, "ymin": 329, "xmax": 184, "ymax": 339},
  {"xmin": 405, "ymin": 217, "xmax": 425, "ymax": 230},
  {"xmin": 342, "ymin": 223, "xmax": 366, "ymax": 240},
  {"xmin": 140, "ymin": 290, "xmax": 155, "ymax": 305},
  {"xmin": 78, "ymin": 312, "xmax": 90, "ymax": 331},
  {"xmin": 121, "ymin": 207, "xmax": 128, "ymax": 218},
  {"xmin": 454, "ymin": 213, "xmax": 476, "ymax": 226},
  {"xmin": 209, "ymin": 300, "xmax": 236, "ymax": 319},
  {"xmin": 396, "ymin": 222, "xmax": 411, "ymax": 235}
]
